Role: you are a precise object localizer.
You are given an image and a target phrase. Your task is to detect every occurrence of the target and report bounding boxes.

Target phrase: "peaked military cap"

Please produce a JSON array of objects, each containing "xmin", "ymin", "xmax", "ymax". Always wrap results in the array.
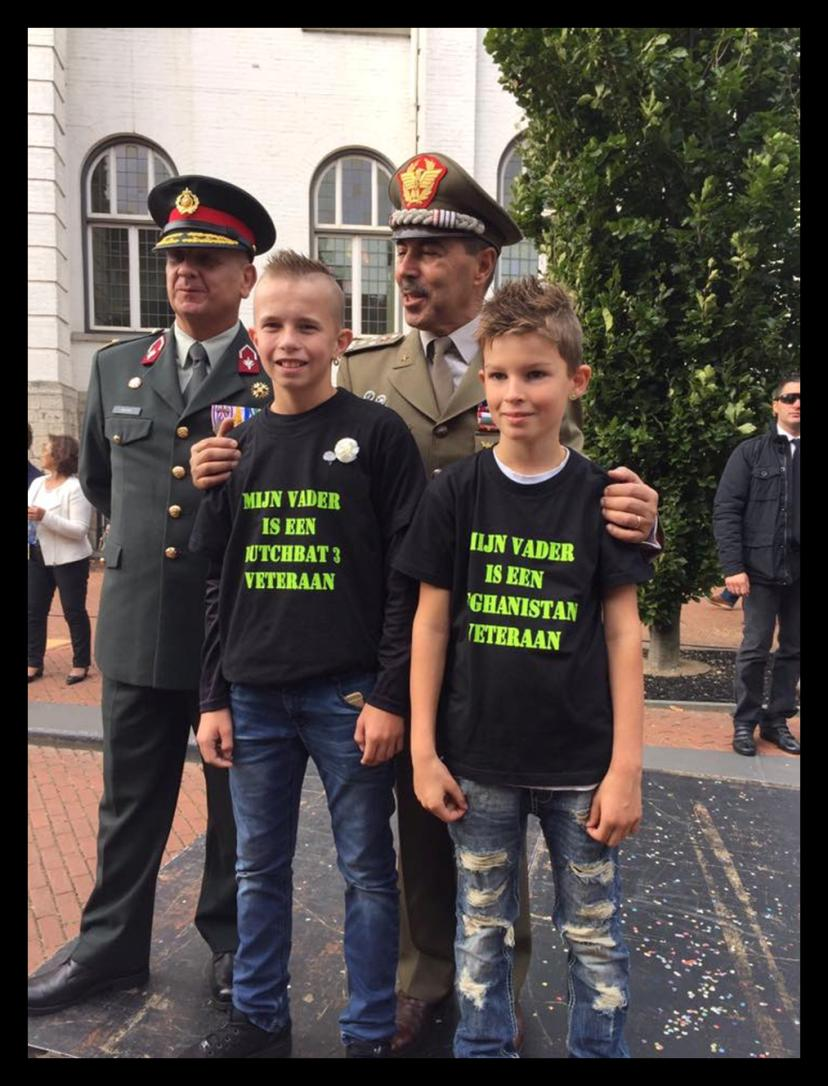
[
  {"xmin": 149, "ymin": 175, "xmax": 276, "ymax": 257},
  {"xmin": 389, "ymin": 151, "xmax": 522, "ymax": 252}
]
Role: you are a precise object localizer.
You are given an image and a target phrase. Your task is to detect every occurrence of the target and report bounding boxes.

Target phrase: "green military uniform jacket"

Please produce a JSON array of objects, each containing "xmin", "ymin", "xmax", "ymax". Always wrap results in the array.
[
  {"xmin": 79, "ymin": 323, "xmax": 272, "ymax": 691},
  {"xmin": 337, "ymin": 329, "xmax": 583, "ymax": 477}
]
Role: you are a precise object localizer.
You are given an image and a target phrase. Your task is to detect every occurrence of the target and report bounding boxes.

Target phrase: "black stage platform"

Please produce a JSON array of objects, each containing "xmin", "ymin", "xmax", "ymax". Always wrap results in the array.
[{"xmin": 29, "ymin": 769, "xmax": 799, "ymax": 1058}]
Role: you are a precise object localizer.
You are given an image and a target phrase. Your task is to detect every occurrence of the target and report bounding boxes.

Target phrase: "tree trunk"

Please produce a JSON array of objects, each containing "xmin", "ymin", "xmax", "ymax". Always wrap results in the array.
[{"xmin": 648, "ymin": 608, "xmax": 682, "ymax": 671}]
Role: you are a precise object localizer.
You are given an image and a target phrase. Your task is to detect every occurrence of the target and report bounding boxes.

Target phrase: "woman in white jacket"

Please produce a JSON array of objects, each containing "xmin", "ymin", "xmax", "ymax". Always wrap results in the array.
[{"xmin": 27, "ymin": 435, "xmax": 93, "ymax": 684}]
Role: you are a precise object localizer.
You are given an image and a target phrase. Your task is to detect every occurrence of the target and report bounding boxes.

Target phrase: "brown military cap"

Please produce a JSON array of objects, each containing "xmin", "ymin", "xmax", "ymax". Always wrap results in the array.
[
  {"xmin": 149, "ymin": 175, "xmax": 276, "ymax": 257},
  {"xmin": 389, "ymin": 152, "xmax": 522, "ymax": 252}
]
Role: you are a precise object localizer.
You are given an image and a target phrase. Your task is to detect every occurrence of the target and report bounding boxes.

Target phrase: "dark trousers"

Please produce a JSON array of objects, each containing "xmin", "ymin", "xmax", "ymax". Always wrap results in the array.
[
  {"xmin": 734, "ymin": 578, "xmax": 800, "ymax": 728},
  {"xmin": 395, "ymin": 730, "xmax": 532, "ymax": 1003},
  {"xmin": 28, "ymin": 551, "xmax": 91, "ymax": 669},
  {"xmin": 73, "ymin": 678, "xmax": 237, "ymax": 973}
]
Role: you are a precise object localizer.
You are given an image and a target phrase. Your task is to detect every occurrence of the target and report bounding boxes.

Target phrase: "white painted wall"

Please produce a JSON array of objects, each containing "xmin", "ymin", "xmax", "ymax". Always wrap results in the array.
[{"xmin": 29, "ymin": 27, "xmax": 527, "ymax": 400}]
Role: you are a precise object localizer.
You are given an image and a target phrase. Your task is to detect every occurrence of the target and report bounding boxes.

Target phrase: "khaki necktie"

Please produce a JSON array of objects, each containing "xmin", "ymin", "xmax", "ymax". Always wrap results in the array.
[
  {"xmin": 184, "ymin": 342, "xmax": 210, "ymax": 405},
  {"xmin": 429, "ymin": 336, "xmax": 455, "ymax": 414}
]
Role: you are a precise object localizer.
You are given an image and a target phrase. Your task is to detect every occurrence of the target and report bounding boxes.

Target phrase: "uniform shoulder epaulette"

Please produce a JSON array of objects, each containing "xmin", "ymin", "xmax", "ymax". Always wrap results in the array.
[
  {"xmin": 99, "ymin": 328, "xmax": 163, "ymax": 353},
  {"xmin": 345, "ymin": 332, "xmax": 406, "ymax": 356}
]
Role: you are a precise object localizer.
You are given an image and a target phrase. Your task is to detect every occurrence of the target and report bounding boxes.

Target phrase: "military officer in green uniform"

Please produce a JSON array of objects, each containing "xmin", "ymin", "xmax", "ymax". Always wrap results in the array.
[
  {"xmin": 28, "ymin": 176, "xmax": 276, "ymax": 1016},
  {"xmin": 188, "ymin": 153, "xmax": 659, "ymax": 1050}
]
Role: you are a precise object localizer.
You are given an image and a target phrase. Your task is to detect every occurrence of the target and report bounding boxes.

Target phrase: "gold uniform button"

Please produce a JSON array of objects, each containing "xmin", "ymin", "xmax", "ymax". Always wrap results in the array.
[
  {"xmin": 176, "ymin": 426, "xmax": 190, "ymax": 439},
  {"xmin": 165, "ymin": 547, "xmax": 179, "ymax": 559},
  {"xmin": 171, "ymin": 465, "xmax": 186, "ymax": 479},
  {"xmin": 168, "ymin": 505, "xmax": 182, "ymax": 519},
  {"xmin": 112, "ymin": 434, "xmax": 122, "ymax": 445},
  {"xmin": 432, "ymin": 468, "xmax": 442, "ymax": 477}
]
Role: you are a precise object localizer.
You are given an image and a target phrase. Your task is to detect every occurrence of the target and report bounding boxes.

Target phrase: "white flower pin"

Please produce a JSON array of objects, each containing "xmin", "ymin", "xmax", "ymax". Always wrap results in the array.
[{"xmin": 323, "ymin": 437, "xmax": 360, "ymax": 464}]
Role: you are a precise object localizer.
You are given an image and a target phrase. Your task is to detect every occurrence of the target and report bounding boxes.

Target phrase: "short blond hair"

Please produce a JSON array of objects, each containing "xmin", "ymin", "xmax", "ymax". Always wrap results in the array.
[
  {"xmin": 258, "ymin": 249, "xmax": 345, "ymax": 323},
  {"xmin": 478, "ymin": 277, "xmax": 583, "ymax": 372}
]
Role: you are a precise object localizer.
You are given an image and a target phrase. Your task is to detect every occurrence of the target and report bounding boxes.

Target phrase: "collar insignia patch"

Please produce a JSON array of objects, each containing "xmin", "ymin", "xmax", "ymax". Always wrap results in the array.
[
  {"xmin": 141, "ymin": 334, "xmax": 166, "ymax": 366},
  {"xmin": 238, "ymin": 345, "xmax": 261, "ymax": 373}
]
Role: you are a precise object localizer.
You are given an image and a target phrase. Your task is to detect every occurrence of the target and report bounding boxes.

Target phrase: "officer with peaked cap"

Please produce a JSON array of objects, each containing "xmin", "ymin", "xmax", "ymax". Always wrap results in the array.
[
  {"xmin": 28, "ymin": 176, "xmax": 276, "ymax": 1016},
  {"xmin": 187, "ymin": 152, "xmax": 660, "ymax": 1049}
]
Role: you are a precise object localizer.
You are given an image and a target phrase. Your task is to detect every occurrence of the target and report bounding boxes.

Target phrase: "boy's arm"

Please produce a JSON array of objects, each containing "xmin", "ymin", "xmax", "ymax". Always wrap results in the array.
[
  {"xmin": 196, "ymin": 561, "xmax": 235, "ymax": 768},
  {"xmin": 587, "ymin": 583, "xmax": 643, "ymax": 847},
  {"xmin": 355, "ymin": 532, "xmax": 417, "ymax": 766},
  {"xmin": 410, "ymin": 582, "xmax": 468, "ymax": 822},
  {"xmin": 358, "ymin": 421, "xmax": 427, "ymax": 765},
  {"xmin": 189, "ymin": 486, "xmax": 235, "ymax": 767}
]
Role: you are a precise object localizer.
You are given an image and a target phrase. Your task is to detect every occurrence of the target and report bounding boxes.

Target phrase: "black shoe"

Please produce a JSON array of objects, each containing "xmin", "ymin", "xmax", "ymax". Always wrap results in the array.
[
  {"xmin": 27, "ymin": 667, "xmax": 44, "ymax": 684},
  {"xmin": 732, "ymin": 724, "xmax": 757, "ymax": 757},
  {"xmin": 28, "ymin": 957, "xmax": 148, "ymax": 1016},
  {"xmin": 209, "ymin": 951, "xmax": 234, "ymax": 1003},
  {"xmin": 759, "ymin": 723, "xmax": 800, "ymax": 755},
  {"xmin": 345, "ymin": 1038, "xmax": 393, "ymax": 1058},
  {"xmin": 66, "ymin": 667, "xmax": 89, "ymax": 686},
  {"xmin": 179, "ymin": 1008, "xmax": 292, "ymax": 1058}
]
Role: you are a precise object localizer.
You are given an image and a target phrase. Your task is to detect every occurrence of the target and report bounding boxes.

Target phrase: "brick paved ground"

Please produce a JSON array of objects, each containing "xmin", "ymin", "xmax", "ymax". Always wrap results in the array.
[
  {"xmin": 28, "ymin": 747, "xmax": 208, "ymax": 974},
  {"xmin": 28, "ymin": 569, "xmax": 798, "ymax": 972}
]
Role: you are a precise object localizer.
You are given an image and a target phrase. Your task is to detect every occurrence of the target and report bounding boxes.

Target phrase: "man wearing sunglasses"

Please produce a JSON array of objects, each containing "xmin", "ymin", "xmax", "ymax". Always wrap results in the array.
[{"xmin": 713, "ymin": 375, "xmax": 801, "ymax": 757}]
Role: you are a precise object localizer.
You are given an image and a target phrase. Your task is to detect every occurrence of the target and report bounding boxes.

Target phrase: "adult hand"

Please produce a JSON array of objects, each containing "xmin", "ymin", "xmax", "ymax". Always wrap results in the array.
[
  {"xmin": 413, "ymin": 754, "xmax": 468, "ymax": 823},
  {"xmin": 602, "ymin": 467, "xmax": 659, "ymax": 543},
  {"xmin": 190, "ymin": 418, "xmax": 241, "ymax": 489},
  {"xmin": 28, "ymin": 506, "xmax": 46, "ymax": 521},
  {"xmin": 354, "ymin": 705, "xmax": 404, "ymax": 765},
  {"xmin": 197, "ymin": 708, "xmax": 234, "ymax": 768},
  {"xmin": 725, "ymin": 572, "xmax": 750, "ymax": 597}
]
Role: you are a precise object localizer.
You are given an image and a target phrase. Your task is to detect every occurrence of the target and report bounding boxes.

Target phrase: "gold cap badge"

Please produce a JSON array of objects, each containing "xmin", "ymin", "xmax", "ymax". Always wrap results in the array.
[
  {"xmin": 175, "ymin": 187, "xmax": 200, "ymax": 216},
  {"xmin": 398, "ymin": 155, "xmax": 448, "ymax": 209}
]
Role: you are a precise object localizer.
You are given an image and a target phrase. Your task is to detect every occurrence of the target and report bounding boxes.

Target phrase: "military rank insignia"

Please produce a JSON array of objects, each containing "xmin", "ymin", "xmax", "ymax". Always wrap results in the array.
[
  {"xmin": 175, "ymin": 187, "xmax": 200, "ymax": 216},
  {"xmin": 251, "ymin": 382, "xmax": 270, "ymax": 400},
  {"xmin": 211, "ymin": 404, "xmax": 261, "ymax": 434},
  {"xmin": 238, "ymin": 345, "xmax": 261, "ymax": 374},
  {"xmin": 141, "ymin": 334, "xmax": 166, "ymax": 366},
  {"xmin": 477, "ymin": 401, "xmax": 499, "ymax": 432},
  {"xmin": 398, "ymin": 155, "xmax": 448, "ymax": 209}
]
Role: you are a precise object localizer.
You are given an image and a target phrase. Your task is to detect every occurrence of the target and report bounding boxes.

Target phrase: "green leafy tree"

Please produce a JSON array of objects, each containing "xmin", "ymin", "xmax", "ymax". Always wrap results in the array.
[{"xmin": 486, "ymin": 27, "xmax": 799, "ymax": 667}]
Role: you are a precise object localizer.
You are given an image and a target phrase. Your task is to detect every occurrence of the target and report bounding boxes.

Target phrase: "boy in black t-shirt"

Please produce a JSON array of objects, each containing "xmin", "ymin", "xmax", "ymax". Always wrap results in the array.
[
  {"xmin": 184, "ymin": 252, "xmax": 425, "ymax": 1059},
  {"xmin": 395, "ymin": 278, "xmax": 651, "ymax": 1058}
]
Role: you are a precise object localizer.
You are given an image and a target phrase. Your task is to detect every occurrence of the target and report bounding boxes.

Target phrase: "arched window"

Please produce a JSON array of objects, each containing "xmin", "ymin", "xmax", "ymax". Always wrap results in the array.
[
  {"xmin": 83, "ymin": 139, "xmax": 176, "ymax": 331},
  {"xmin": 497, "ymin": 141, "xmax": 539, "ymax": 285},
  {"xmin": 312, "ymin": 150, "xmax": 397, "ymax": 335}
]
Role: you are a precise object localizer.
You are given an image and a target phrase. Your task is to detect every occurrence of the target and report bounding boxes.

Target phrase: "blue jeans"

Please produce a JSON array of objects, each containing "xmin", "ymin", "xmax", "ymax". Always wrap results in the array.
[
  {"xmin": 228, "ymin": 675, "xmax": 398, "ymax": 1044},
  {"xmin": 448, "ymin": 778, "xmax": 630, "ymax": 1059}
]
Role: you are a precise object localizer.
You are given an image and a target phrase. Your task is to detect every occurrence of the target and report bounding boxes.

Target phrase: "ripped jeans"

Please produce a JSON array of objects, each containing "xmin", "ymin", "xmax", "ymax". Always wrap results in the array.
[{"xmin": 448, "ymin": 778, "xmax": 630, "ymax": 1058}]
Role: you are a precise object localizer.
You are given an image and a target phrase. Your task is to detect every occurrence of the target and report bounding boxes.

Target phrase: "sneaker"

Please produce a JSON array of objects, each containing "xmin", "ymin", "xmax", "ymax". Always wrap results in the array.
[
  {"xmin": 180, "ymin": 1008, "xmax": 291, "ymax": 1059},
  {"xmin": 345, "ymin": 1038, "xmax": 393, "ymax": 1058}
]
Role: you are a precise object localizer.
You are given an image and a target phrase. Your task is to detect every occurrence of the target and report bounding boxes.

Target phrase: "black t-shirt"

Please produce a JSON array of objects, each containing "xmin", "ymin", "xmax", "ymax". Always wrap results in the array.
[
  {"xmin": 394, "ymin": 449, "xmax": 652, "ymax": 787},
  {"xmin": 191, "ymin": 389, "xmax": 425, "ymax": 714}
]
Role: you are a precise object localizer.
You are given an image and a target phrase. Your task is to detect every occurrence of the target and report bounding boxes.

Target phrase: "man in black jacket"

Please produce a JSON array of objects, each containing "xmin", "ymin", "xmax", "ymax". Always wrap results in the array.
[{"xmin": 713, "ymin": 375, "xmax": 800, "ymax": 757}]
